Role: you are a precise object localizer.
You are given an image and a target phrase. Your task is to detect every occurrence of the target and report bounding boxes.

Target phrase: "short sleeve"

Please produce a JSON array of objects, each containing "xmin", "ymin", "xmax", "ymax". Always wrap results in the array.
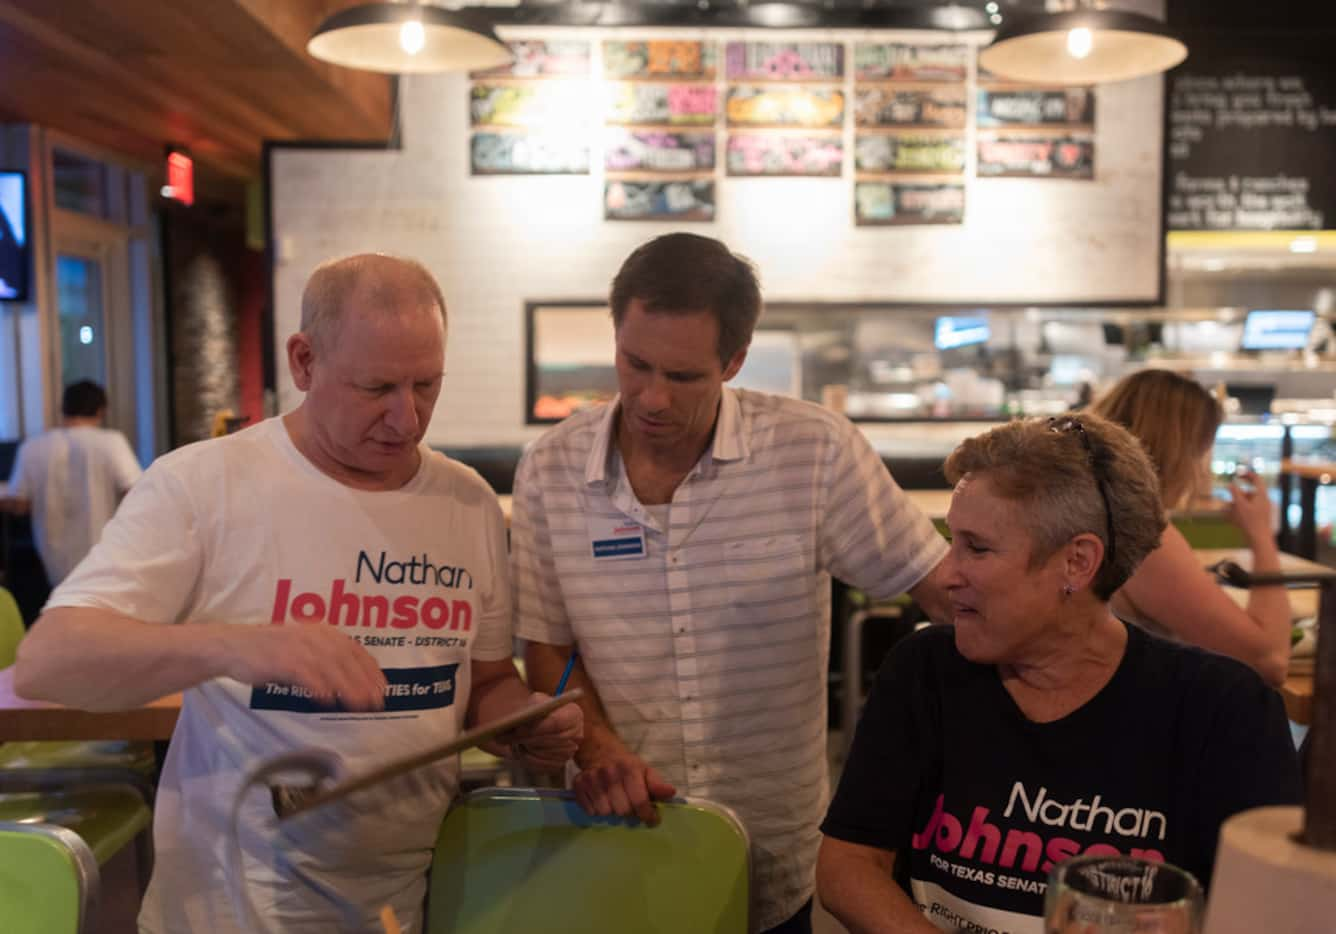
[
  {"xmin": 6, "ymin": 440, "xmax": 32, "ymax": 499},
  {"xmin": 45, "ymin": 460, "xmax": 203, "ymax": 623},
  {"xmin": 1187, "ymin": 662, "xmax": 1302, "ymax": 886},
  {"xmin": 817, "ymin": 420, "xmax": 947, "ymax": 600},
  {"xmin": 822, "ymin": 630, "xmax": 940, "ymax": 851},
  {"xmin": 110, "ymin": 432, "xmax": 144, "ymax": 492},
  {"xmin": 511, "ymin": 447, "xmax": 574, "ymax": 646},
  {"xmin": 468, "ymin": 492, "xmax": 514, "ymax": 662}
]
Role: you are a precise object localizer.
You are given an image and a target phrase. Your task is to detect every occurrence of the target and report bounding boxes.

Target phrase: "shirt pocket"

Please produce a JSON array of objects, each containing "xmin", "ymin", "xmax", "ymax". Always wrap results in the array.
[{"xmin": 723, "ymin": 534, "xmax": 810, "ymax": 599}]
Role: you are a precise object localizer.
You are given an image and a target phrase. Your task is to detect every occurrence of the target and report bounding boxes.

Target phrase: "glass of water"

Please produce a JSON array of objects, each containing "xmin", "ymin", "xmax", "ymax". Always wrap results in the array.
[{"xmin": 1045, "ymin": 855, "xmax": 1203, "ymax": 934}]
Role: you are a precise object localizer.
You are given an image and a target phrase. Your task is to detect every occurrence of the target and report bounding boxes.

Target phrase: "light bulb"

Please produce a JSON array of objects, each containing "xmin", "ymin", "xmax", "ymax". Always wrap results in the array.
[
  {"xmin": 1067, "ymin": 27, "xmax": 1093, "ymax": 59},
  {"xmin": 400, "ymin": 19, "xmax": 426, "ymax": 56}
]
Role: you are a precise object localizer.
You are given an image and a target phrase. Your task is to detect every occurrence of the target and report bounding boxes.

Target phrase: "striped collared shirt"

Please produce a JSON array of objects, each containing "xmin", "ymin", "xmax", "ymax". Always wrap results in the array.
[{"xmin": 512, "ymin": 388, "xmax": 946, "ymax": 930}]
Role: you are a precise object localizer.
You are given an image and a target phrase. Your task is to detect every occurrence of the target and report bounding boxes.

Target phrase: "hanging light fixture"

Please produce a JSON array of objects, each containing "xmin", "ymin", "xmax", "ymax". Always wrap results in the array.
[
  {"xmin": 979, "ymin": 2, "xmax": 1187, "ymax": 85},
  {"xmin": 307, "ymin": 2, "xmax": 513, "ymax": 74}
]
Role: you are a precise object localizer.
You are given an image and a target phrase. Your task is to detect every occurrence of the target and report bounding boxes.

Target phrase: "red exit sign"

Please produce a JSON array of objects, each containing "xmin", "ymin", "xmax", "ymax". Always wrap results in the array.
[{"xmin": 164, "ymin": 150, "xmax": 194, "ymax": 206}]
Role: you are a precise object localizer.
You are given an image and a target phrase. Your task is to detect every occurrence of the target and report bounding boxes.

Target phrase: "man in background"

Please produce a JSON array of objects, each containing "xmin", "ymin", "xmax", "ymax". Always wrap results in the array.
[
  {"xmin": 2, "ymin": 380, "xmax": 142, "ymax": 586},
  {"xmin": 513, "ymin": 233, "xmax": 949, "ymax": 933}
]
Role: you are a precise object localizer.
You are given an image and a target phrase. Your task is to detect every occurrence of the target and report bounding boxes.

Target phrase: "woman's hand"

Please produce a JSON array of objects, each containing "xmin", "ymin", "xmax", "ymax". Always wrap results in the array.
[{"xmin": 1227, "ymin": 469, "xmax": 1275, "ymax": 546}]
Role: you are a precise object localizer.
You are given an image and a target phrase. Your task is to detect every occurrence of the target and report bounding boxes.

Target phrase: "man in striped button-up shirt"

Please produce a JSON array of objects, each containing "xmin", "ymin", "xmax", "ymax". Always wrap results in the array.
[{"xmin": 515, "ymin": 233, "xmax": 949, "ymax": 933}]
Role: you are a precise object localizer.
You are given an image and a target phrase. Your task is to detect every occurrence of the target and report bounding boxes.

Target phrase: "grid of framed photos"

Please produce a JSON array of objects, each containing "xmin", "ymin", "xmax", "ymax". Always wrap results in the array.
[
  {"xmin": 465, "ymin": 36, "xmax": 1098, "ymax": 226},
  {"xmin": 468, "ymin": 40, "xmax": 594, "ymax": 175},
  {"xmin": 602, "ymin": 40, "xmax": 718, "ymax": 221},
  {"xmin": 724, "ymin": 41, "xmax": 846, "ymax": 178}
]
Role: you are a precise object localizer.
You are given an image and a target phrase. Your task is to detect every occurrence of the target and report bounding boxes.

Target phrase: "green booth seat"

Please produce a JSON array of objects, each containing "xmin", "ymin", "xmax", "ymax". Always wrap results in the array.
[
  {"xmin": 1172, "ymin": 511, "xmax": 1249, "ymax": 549},
  {"xmin": 0, "ymin": 819, "xmax": 99, "ymax": 934},
  {"xmin": 426, "ymin": 788, "xmax": 750, "ymax": 934}
]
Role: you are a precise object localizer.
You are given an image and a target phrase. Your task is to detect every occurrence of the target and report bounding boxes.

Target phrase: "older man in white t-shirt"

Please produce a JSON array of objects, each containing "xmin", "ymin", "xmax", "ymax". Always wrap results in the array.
[
  {"xmin": 15, "ymin": 254, "xmax": 582, "ymax": 933},
  {"xmin": 1, "ymin": 380, "xmax": 141, "ymax": 585}
]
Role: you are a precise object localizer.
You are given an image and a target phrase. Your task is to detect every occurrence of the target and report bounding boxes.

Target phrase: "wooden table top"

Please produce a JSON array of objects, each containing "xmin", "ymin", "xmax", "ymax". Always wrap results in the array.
[
  {"xmin": 1281, "ymin": 459, "xmax": 1336, "ymax": 482},
  {"xmin": 0, "ymin": 667, "xmax": 181, "ymax": 742}
]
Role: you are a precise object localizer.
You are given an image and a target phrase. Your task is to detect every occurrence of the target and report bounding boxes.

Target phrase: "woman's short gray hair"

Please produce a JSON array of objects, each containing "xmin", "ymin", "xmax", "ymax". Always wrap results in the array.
[
  {"xmin": 943, "ymin": 413, "xmax": 1165, "ymax": 599},
  {"xmin": 300, "ymin": 253, "xmax": 447, "ymax": 352}
]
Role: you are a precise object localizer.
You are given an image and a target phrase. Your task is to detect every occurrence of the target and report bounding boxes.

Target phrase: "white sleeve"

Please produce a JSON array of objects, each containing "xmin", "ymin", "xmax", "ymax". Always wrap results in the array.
[
  {"xmin": 6, "ymin": 440, "xmax": 31, "ymax": 499},
  {"xmin": 510, "ymin": 448, "xmax": 573, "ymax": 646},
  {"xmin": 817, "ymin": 420, "xmax": 947, "ymax": 600},
  {"xmin": 110, "ymin": 432, "xmax": 143, "ymax": 493},
  {"xmin": 469, "ymin": 492, "xmax": 513, "ymax": 662},
  {"xmin": 46, "ymin": 460, "xmax": 204, "ymax": 624}
]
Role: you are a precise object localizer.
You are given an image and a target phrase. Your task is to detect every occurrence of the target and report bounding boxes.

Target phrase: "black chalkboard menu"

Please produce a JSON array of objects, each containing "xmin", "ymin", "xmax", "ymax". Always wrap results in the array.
[{"xmin": 1167, "ymin": 34, "xmax": 1336, "ymax": 230}]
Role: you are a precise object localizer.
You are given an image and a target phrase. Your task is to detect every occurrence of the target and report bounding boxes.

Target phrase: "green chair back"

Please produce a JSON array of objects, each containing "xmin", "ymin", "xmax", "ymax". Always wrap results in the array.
[
  {"xmin": 0, "ymin": 788, "xmax": 150, "ymax": 866},
  {"xmin": 0, "ymin": 586, "xmax": 23, "ymax": 670},
  {"xmin": 427, "ymin": 789, "xmax": 750, "ymax": 934},
  {"xmin": 0, "ymin": 820, "xmax": 98, "ymax": 934},
  {"xmin": 1173, "ymin": 513, "xmax": 1248, "ymax": 549}
]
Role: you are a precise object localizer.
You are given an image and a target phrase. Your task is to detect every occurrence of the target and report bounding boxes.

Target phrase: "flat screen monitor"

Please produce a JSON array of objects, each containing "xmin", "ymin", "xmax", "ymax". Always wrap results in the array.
[
  {"xmin": 0, "ymin": 170, "xmax": 27, "ymax": 302},
  {"xmin": 934, "ymin": 316, "xmax": 989, "ymax": 351},
  {"xmin": 1239, "ymin": 309, "xmax": 1315, "ymax": 351}
]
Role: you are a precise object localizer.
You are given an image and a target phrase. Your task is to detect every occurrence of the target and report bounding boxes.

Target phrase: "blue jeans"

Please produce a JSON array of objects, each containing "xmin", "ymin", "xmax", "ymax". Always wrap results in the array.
[{"xmin": 762, "ymin": 898, "xmax": 813, "ymax": 934}]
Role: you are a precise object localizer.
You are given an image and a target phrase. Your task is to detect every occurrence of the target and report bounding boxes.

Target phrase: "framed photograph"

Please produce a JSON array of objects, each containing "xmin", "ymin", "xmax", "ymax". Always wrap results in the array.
[
  {"xmin": 726, "ymin": 134, "xmax": 843, "ymax": 177},
  {"xmin": 726, "ymin": 86, "xmax": 845, "ymax": 128},
  {"xmin": 470, "ymin": 40, "xmax": 591, "ymax": 78},
  {"xmin": 854, "ymin": 134, "xmax": 966, "ymax": 174},
  {"xmin": 725, "ymin": 41, "xmax": 844, "ymax": 81},
  {"xmin": 603, "ymin": 40, "xmax": 716, "ymax": 80},
  {"xmin": 977, "ymin": 133, "xmax": 1095, "ymax": 179},
  {"xmin": 855, "ymin": 181, "xmax": 965, "ymax": 226},
  {"xmin": 605, "ymin": 82, "xmax": 717, "ymax": 125},
  {"xmin": 605, "ymin": 129, "xmax": 715, "ymax": 173},
  {"xmin": 854, "ymin": 43, "xmax": 969, "ymax": 82},
  {"xmin": 470, "ymin": 132, "xmax": 590, "ymax": 175},
  {"xmin": 854, "ymin": 87, "xmax": 967, "ymax": 128},
  {"xmin": 604, "ymin": 179, "xmax": 715, "ymax": 221}
]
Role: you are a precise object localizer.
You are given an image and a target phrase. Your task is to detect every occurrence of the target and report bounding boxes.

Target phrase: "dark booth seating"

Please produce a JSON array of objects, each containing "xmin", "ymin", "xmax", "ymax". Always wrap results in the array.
[{"xmin": 436, "ymin": 446, "xmax": 525, "ymax": 496}]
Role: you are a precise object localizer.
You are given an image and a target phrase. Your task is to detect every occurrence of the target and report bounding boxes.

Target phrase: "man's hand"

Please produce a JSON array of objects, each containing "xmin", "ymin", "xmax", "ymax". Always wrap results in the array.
[
  {"xmin": 572, "ymin": 742, "xmax": 677, "ymax": 826},
  {"xmin": 221, "ymin": 625, "xmax": 388, "ymax": 711},
  {"xmin": 503, "ymin": 692, "xmax": 584, "ymax": 771}
]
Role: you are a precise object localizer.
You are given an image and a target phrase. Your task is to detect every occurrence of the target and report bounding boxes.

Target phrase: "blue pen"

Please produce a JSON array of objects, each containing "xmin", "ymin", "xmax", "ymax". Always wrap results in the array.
[{"xmin": 554, "ymin": 646, "xmax": 580, "ymax": 696}]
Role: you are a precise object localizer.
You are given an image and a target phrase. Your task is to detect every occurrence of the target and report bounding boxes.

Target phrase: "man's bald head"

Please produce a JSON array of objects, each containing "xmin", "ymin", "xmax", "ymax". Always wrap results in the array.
[{"xmin": 300, "ymin": 254, "xmax": 447, "ymax": 353}]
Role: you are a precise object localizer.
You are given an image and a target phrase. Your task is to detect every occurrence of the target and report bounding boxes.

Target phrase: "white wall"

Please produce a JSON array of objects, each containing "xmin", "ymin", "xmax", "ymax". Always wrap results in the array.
[{"xmin": 271, "ymin": 26, "xmax": 1165, "ymax": 447}]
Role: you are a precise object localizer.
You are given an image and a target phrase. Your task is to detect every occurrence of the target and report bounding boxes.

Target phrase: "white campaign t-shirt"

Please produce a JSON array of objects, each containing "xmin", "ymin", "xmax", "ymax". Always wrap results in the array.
[
  {"xmin": 5, "ymin": 425, "xmax": 142, "ymax": 583},
  {"xmin": 48, "ymin": 418, "xmax": 513, "ymax": 933}
]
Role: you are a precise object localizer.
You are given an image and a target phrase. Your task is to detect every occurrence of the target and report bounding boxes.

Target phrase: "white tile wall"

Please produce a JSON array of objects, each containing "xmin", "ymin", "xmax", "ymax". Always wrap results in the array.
[{"xmin": 271, "ymin": 26, "xmax": 1165, "ymax": 447}]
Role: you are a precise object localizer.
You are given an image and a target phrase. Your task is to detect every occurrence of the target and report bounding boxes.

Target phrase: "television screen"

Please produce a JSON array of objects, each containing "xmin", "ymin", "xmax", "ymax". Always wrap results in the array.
[
  {"xmin": 934, "ymin": 316, "xmax": 990, "ymax": 350},
  {"xmin": 0, "ymin": 171, "xmax": 28, "ymax": 302},
  {"xmin": 1239, "ymin": 309, "xmax": 1315, "ymax": 351}
]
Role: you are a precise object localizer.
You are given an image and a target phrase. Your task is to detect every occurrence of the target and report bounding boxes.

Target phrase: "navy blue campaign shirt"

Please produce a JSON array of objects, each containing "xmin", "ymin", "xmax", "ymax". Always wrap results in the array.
[{"xmin": 823, "ymin": 623, "xmax": 1301, "ymax": 933}]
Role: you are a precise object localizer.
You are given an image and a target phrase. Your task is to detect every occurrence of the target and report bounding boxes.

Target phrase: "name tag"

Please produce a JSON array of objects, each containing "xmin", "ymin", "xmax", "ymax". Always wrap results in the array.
[{"xmin": 589, "ymin": 516, "xmax": 647, "ymax": 560}]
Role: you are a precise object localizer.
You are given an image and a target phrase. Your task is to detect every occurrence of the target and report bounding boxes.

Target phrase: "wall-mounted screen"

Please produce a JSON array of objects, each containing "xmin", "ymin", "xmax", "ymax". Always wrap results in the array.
[
  {"xmin": 1239, "ymin": 309, "xmax": 1316, "ymax": 351},
  {"xmin": 526, "ymin": 303, "xmax": 618, "ymax": 423},
  {"xmin": 934, "ymin": 316, "xmax": 989, "ymax": 350},
  {"xmin": 0, "ymin": 170, "xmax": 28, "ymax": 302}
]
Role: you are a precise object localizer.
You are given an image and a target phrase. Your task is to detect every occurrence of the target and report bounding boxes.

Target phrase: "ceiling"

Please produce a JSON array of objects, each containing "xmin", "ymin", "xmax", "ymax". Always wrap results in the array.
[
  {"xmin": 2, "ymin": 0, "xmax": 1332, "ymax": 192},
  {"xmin": 0, "ymin": 0, "xmax": 392, "ymax": 183}
]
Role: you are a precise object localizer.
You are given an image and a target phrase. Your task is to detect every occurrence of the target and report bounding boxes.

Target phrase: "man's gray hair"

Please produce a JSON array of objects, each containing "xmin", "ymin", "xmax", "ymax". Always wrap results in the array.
[{"xmin": 300, "ymin": 253, "xmax": 447, "ymax": 352}]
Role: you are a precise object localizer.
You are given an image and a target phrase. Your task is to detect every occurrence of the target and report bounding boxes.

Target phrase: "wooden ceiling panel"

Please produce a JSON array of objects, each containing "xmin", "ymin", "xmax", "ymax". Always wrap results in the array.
[{"xmin": 0, "ymin": 0, "xmax": 392, "ymax": 179}]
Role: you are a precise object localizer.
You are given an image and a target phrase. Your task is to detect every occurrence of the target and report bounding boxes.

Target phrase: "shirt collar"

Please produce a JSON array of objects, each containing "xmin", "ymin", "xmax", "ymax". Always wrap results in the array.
[{"xmin": 582, "ymin": 387, "xmax": 750, "ymax": 487}]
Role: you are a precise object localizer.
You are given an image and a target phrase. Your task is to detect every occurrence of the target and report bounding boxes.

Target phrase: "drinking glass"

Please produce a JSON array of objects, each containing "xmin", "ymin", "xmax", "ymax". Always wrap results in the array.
[{"xmin": 1044, "ymin": 855, "xmax": 1203, "ymax": 934}]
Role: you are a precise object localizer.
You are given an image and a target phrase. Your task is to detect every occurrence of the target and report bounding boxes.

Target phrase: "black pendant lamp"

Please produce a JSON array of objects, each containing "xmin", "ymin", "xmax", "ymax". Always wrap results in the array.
[
  {"xmin": 307, "ymin": 2, "xmax": 513, "ymax": 74},
  {"xmin": 979, "ymin": 3, "xmax": 1187, "ymax": 85}
]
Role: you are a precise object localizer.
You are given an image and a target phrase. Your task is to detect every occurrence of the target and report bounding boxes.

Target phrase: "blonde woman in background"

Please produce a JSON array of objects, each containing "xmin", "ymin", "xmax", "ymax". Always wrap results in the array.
[{"xmin": 1092, "ymin": 368, "xmax": 1291, "ymax": 685}]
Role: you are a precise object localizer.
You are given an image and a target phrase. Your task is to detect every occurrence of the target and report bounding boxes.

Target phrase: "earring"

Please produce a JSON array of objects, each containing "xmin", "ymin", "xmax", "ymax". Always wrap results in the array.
[{"xmin": 1062, "ymin": 584, "xmax": 1075, "ymax": 598}]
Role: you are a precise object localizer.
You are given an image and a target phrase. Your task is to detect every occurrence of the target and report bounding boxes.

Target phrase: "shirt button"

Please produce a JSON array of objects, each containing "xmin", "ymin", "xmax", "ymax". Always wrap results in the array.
[
  {"xmin": 677, "ymin": 626, "xmax": 687, "ymax": 634},
  {"xmin": 669, "ymin": 554, "xmax": 679, "ymax": 565}
]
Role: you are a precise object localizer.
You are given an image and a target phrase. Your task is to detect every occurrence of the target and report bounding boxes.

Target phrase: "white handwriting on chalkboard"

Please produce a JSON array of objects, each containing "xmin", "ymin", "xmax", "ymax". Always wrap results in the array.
[{"xmin": 1170, "ymin": 74, "xmax": 1336, "ymax": 160}]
